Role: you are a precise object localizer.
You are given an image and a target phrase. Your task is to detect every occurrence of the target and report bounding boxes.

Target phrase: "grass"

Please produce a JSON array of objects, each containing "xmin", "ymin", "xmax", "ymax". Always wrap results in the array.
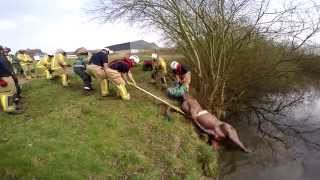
[{"xmin": 0, "ymin": 67, "xmax": 218, "ymax": 179}]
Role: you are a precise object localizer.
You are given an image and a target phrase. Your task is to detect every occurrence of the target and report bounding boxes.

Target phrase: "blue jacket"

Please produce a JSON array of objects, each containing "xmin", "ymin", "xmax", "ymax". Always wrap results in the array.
[
  {"xmin": 89, "ymin": 51, "xmax": 108, "ymax": 67},
  {"xmin": 0, "ymin": 55, "xmax": 13, "ymax": 77}
]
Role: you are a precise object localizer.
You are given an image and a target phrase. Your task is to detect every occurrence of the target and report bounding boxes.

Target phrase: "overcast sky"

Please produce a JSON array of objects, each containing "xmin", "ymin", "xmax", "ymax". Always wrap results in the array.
[
  {"xmin": 0, "ymin": 0, "xmax": 163, "ymax": 53},
  {"xmin": 0, "ymin": 0, "xmax": 319, "ymax": 53}
]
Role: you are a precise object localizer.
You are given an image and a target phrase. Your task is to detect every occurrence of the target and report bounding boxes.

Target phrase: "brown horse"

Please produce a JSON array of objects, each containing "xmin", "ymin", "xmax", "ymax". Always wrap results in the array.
[{"xmin": 181, "ymin": 94, "xmax": 251, "ymax": 153}]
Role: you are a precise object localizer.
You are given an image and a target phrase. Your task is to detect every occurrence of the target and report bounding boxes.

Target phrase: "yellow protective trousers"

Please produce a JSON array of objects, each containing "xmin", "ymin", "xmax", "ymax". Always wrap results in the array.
[
  {"xmin": 100, "ymin": 79, "xmax": 109, "ymax": 97},
  {"xmin": 116, "ymin": 84, "xmax": 130, "ymax": 100},
  {"xmin": 0, "ymin": 77, "xmax": 16, "ymax": 113},
  {"xmin": 61, "ymin": 73, "xmax": 69, "ymax": 87},
  {"xmin": 45, "ymin": 70, "xmax": 53, "ymax": 79},
  {"xmin": 104, "ymin": 67, "xmax": 130, "ymax": 100},
  {"xmin": 50, "ymin": 68, "xmax": 69, "ymax": 87},
  {"xmin": 86, "ymin": 64, "xmax": 109, "ymax": 96},
  {"xmin": 151, "ymin": 70, "xmax": 167, "ymax": 88}
]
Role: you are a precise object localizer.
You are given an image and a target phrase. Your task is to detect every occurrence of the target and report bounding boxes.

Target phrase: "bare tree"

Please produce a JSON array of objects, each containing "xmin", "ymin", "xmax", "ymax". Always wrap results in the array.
[
  {"xmin": 90, "ymin": 0, "xmax": 320, "ymax": 113},
  {"xmin": 89, "ymin": 0, "xmax": 320, "ymax": 146}
]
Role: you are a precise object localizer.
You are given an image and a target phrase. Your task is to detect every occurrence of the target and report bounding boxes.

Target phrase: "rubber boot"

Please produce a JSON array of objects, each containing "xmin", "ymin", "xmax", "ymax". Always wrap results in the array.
[
  {"xmin": 100, "ymin": 79, "xmax": 109, "ymax": 97},
  {"xmin": 116, "ymin": 84, "xmax": 130, "ymax": 100},
  {"xmin": 0, "ymin": 95, "xmax": 16, "ymax": 113},
  {"xmin": 61, "ymin": 74, "xmax": 69, "ymax": 87}
]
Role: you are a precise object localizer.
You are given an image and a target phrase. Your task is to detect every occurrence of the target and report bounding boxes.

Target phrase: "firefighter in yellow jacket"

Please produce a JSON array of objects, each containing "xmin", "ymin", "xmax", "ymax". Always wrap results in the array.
[
  {"xmin": 16, "ymin": 50, "xmax": 33, "ymax": 79},
  {"xmin": 150, "ymin": 53, "xmax": 167, "ymax": 88},
  {"xmin": 37, "ymin": 49, "xmax": 70, "ymax": 86}
]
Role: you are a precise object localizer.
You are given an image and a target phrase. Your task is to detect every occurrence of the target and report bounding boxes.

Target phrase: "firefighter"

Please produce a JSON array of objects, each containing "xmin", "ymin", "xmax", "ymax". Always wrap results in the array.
[
  {"xmin": 37, "ymin": 49, "xmax": 70, "ymax": 86},
  {"xmin": 37, "ymin": 54, "xmax": 52, "ymax": 79},
  {"xmin": 104, "ymin": 55, "xmax": 140, "ymax": 100},
  {"xmin": 16, "ymin": 50, "xmax": 33, "ymax": 80},
  {"xmin": 0, "ymin": 46, "xmax": 17, "ymax": 113},
  {"xmin": 86, "ymin": 48, "xmax": 110, "ymax": 96},
  {"xmin": 3, "ymin": 47, "xmax": 22, "ymax": 100},
  {"xmin": 54, "ymin": 49, "xmax": 70, "ymax": 86},
  {"xmin": 150, "ymin": 53, "xmax": 168, "ymax": 88}
]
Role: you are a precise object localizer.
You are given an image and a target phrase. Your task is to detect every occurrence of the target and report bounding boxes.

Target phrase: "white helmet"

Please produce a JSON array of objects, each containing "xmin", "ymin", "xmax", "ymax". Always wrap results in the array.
[
  {"xmin": 170, "ymin": 61, "xmax": 179, "ymax": 70},
  {"xmin": 151, "ymin": 53, "xmax": 158, "ymax": 59},
  {"xmin": 102, "ymin": 47, "xmax": 110, "ymax": 52},
  {"xmin": 102, "ymin": 47, "xmax": 110, "ymax": 55},
  {"xmin": 129, "ymin": 55, "xmax": 140, "ymax": 64}
]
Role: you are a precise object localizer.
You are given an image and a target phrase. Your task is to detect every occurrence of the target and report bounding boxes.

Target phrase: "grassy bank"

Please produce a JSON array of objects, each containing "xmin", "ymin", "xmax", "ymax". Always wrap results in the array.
[{"xmin": 0, "ymin": 68, "xmax": 218, "ymax": 179}]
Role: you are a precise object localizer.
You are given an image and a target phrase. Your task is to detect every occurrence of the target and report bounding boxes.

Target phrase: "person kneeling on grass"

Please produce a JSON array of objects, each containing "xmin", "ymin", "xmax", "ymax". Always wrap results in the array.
[
  {"xmin": 37, "ymin": 49, "xmax": 70, "ymax": 87},
  {"xmin": 181, "ymin": 94, "xmax": 251, "ymax": 153},
  {"xmin": 167, "ymin": 61, "xmax": 191, "ymax": 98},
  {"xmin": 104, "ymin": 56, "xmax": 140, "ymax": 100},
  {"xmin": 73, "ymin": 47, "xmax": 93, "ymax": 91}
]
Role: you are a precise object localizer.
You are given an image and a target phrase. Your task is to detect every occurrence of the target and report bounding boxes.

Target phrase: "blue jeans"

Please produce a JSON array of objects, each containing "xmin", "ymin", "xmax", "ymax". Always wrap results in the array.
[{"xmin": 73, "ymin": 67, "xmax": 92, "ymax": 88}]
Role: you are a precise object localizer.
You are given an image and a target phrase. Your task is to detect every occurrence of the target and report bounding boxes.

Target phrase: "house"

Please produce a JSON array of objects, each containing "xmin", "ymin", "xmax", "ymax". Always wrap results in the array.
[
  {"xmin": 106, "ymin": 40, "xmax": 159, "ymax": 53},
  {"xmin": 25, "ymin": 49, "xmax": 44, "ymax": 57},
  {"xmin": 25, "ymin": 49, "xmax": 45, "ymax": 61}
]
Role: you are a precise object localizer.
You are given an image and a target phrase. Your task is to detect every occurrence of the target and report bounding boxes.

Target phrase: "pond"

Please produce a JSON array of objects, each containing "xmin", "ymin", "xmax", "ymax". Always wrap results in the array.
[{"xmin": 220, "ymin": 88, "xmax": 320, "ymax": 180}]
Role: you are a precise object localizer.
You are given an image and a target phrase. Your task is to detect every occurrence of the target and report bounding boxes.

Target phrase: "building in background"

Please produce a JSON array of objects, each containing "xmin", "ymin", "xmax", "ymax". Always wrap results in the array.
[
  {"xmin": 25, "ymin": 49, "xmax": 45, "ymax": 61},
  {"xmin": 106, "ymin": 40, "xmax": 159, "ymax": 53}
]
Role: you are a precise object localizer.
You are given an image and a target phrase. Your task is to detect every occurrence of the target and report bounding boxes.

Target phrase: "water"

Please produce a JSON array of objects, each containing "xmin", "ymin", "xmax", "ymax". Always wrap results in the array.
[{"xmin": 220, "ymin": 88, "xmax": 320, "ymax": 180}]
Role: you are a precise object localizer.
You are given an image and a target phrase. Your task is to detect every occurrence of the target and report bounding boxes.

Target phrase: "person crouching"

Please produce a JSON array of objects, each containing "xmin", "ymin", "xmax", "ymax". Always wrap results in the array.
[
  {"xmin": 37, "ymin": 49, "xmax": 70, "ymax": 87},
  {"xmin": 167, "ymin": 61, "xmax": 191, "ymax": 99},
  {"xmin": 104, "ymin": 56, "xmax": 139, "ymax": 100},
  {"xmin": 73, "ymin": 47, "xmax": 93, "ymax": 91},
  {"xmin": 86, "ymin": 48, "xmax": 110, "ymax": 96}
]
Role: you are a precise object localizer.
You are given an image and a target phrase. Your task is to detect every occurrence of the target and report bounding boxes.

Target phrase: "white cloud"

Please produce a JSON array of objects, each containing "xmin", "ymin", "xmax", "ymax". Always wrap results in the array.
[
  {"xmin": 32, "ymin": 14, "xmax": 162, "ymax": 52},
  {"xmin": 22, "ymin": 15, "xmax": 41, "ymax": 24},
  {"xmin": 55, "ymin": 0, "xmax": 82, "ymax": 11},
  {"xmin": 0, "ymin": 0, "xmax": 163, "ymax": 52},
  {"xmin": 0, "ymin": 19, "xmax": 17, "ymax": 30}
]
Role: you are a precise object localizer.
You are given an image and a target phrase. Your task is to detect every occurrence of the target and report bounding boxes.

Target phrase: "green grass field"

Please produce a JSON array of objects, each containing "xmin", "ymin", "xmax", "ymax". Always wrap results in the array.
[{"xmin": 0, "ymin": 67, "xmax": 217, "ymax": 179}]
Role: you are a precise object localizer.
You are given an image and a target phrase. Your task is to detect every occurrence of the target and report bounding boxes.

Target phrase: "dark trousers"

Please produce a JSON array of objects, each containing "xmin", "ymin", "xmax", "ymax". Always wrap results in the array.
[
  {"xmin": 74, "ymin": 67, "xmax": 92, "ymax": 88},
  {"xmin": 11, "ymin": 74, "xmax": 21, "ymax": 100}
]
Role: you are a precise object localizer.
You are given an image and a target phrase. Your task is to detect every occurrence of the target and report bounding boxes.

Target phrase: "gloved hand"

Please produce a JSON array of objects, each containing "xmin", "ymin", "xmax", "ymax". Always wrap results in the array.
[
  {"xmin": 0, "ymin": 79, "xmax": 8, "ymax": 87},
  {"xmin": 127, "ymin": 81, "xmax": 133, "ymax": 86},
  {"xmin": 127, "ymin": 81, "xmax": 136, "ymax": 86}
]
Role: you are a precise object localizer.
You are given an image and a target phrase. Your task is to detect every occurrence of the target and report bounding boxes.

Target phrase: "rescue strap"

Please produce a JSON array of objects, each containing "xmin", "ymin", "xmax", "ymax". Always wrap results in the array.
[{"xmin": 131, "ymin": 84, "xmax": 185, "ymax": 115}]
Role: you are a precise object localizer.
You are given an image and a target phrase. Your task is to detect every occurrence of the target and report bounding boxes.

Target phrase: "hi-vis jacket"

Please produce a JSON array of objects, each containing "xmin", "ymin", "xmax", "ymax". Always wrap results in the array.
[
  {"xmin": 37, "ymin": 54, "xmax": 67, "ymax": 70},
  {"xmin": 17, "ymin": 53, "xmax": 33, "ymax": 65},
  {"xmin": 153, "ymin": 57, "xmax": 167, "ymax": 74}
]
